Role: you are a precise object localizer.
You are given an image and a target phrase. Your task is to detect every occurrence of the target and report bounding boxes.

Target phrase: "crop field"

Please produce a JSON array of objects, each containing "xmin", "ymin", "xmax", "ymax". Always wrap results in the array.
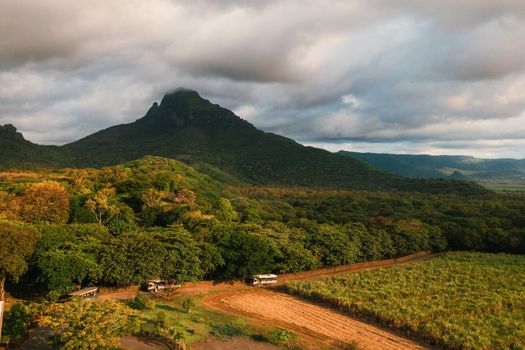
[{"xmin": 287, "ymin": 252, "xmax": 525, "ymax": 350}]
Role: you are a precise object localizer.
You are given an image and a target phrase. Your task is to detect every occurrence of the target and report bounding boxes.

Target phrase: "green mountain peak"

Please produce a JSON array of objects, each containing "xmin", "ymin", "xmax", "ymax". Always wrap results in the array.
[
  {"xmin": 0, "ymin": 89, "xmax": 488, "ymax": 195},
  {"xmin": 139, "ymin": 88, "xmax": 254, "ymax": 131},
  {"xmin": 0, "ymin": 124, "xmax": 25, "ymax": 141}
]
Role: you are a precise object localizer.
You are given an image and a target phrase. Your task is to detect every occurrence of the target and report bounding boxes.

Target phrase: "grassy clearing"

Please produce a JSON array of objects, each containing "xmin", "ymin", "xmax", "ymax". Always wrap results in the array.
[{"xmin": 288, "ymin": 252, "xmax": 525, "ymax": 350}]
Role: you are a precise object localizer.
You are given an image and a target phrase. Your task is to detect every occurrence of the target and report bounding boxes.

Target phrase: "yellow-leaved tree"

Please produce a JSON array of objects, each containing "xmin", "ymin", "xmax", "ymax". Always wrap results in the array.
[
  {"xmin": 19, "ymin": 181, "xmax": 70, "ymax": 223},
  {"xmin": 39, "ymin": 299, "xmax": 142, "ymax": 350}
]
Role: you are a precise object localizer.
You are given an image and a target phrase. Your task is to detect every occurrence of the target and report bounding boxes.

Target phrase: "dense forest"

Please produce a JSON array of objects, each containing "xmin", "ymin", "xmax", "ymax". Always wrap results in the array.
[{"xmin": 1, "ymin": 156, "xmax": 524, "ymax": 301}]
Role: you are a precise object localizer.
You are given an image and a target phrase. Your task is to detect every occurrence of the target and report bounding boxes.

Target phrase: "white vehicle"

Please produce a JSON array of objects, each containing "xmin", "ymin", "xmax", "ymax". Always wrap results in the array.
[
  {"xmin": 252, "ymin": 274, "xmax": 278, "ymax": 286},
  {"xmin": 146, "ymin": 280, "xmax": 181, "ymax": 292}
]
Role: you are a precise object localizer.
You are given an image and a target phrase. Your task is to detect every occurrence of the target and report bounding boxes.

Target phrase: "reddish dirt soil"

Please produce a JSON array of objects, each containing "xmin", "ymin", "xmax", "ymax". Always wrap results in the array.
[
  {"xmin": 98, "ymin": 285, "xmax": 140, "ymax": 301},
  {"xmin": 192, "ymin": 337, "xmax": 281, "ymax": 350},
  {"xmin": 120, "ymin": 336, "xmax": 171, "ymax": 350},
  {"xmin": 204, "ymin": 289, "xmax": 430, "ymax": 350}
]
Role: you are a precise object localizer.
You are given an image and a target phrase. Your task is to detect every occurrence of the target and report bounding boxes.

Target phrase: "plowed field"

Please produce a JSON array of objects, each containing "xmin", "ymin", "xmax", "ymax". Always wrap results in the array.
[{"xmin": 205, "ymin": 289, "xmax": 431, "ymax": 350}]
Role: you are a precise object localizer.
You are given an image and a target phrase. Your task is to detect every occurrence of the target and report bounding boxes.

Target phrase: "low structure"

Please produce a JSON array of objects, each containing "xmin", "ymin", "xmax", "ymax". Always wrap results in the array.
[{"xmin": 251, "ymin": 274, "xmax": 278, "ymax": 286}]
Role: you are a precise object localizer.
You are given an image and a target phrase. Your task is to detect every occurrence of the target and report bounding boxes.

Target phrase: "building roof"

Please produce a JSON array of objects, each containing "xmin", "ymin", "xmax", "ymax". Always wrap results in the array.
[
  {"xmin": 254, "ymin": 274, "xmax": 277, "ymax": 279},
  {"xmin": 69, "ymin": 287, "xmax": 99, "ymax": 296}
]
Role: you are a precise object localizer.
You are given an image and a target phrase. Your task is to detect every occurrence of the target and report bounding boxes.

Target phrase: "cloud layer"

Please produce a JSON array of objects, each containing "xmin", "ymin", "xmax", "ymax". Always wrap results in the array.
[{"xmin": 0, "ymin": 0, "xmax": 524, "ymax": 158}]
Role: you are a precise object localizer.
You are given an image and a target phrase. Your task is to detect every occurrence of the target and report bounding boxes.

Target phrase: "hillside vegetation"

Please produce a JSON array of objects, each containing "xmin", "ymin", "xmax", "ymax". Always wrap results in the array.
[
  {"xmin": 1, "ymin": 156, "xmax": 524, "ymax": 347},
  {"xmin": 1, "ymin": 89, "xmax": 487, "ymax": 195},
  {"xmin": 0, "ymin": 124, "xmax": 71, "ymax": 167},
  {"xmin": 0, "ymin": 157, "xmax": 450, "ymax": 300},
  {"xmin": 288, "ymin": 252, "xmax": 525, "ymax": 350},
  {"xmin": 0, "ymin": 156, "xmax": 523, "ymax": 299},
  {"xmin": 339, "ymin": 151, "xmax": 525, "ymax": 186}
]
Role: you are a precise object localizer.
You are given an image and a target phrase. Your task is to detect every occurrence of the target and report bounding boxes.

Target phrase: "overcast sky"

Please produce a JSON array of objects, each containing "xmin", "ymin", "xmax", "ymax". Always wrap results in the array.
[{"xmin": 1, "ymin": 0, "xmax": 524, "ymax": 159}]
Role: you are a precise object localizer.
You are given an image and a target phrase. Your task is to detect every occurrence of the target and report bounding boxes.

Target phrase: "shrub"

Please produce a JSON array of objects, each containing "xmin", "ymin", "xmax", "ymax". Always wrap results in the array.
[
  {"xmin": 181, "ymin": 298, "xmax": 195, "ymax": 313},
  {"xmin": 270, "ymin": 329, "xmax": 295, "ymax": 345},
  {"xmin": 3, "ymin": 302, "xmax": 37, "ymax": 341},
  {"xmin": 129, "ymin": 293, "xmax": 150, "ymax": 310}
]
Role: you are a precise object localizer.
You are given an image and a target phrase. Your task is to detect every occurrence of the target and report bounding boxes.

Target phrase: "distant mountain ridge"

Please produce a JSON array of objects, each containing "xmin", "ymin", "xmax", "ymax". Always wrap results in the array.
[
  {"xmin": 0, "ymin": 89, "xmax": 487, "ymax": 194},
  {"xmin": 338, "ymin": 151, "xmax": 525, "ymax": 181},
  {"xmin": 0, "ymin": 124, "xmax": 70, "ymax": 167}
]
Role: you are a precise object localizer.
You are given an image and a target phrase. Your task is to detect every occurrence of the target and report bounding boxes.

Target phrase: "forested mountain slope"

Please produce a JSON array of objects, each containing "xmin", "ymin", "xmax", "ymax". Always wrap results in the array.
[
  {"xmin": 0, "ymin": 124, "xmax": 69, "ymax": 168},
  {"xmin": 1, "ymin": 89, "xmax": 487, "ymax": 194},
  {"xmin": 339, "ymin": 151, "xmax": 525, "ymax": 181}
]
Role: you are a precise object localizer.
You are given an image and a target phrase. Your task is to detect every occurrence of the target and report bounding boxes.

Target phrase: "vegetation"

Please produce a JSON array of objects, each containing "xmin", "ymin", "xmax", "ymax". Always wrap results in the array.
[
  {"xmin": 288, "ymin": 252, "xmax": 525, "ymax": 350},
  {"xmin": 0, "ymin": 155, "xmax": 522, "ymax": 300},
  {"xmin": 340, "ymin": 150, "xmax": 525, "ymax": 186},
  {"xmin": 0, "ymin": 157, "xmax": 463, "ymax": 302},
  {"xmin": 1, "ymin": 90, "xmax": 487, "ymax": 195},
  {"xmin": 0, "ymin": 222, "xmax": 38, "ymax": 338},
  {"xmin": 236, "ymin": 186, "xmax": 525, "ymax": 253},
  {"xmin": 40, "ymin": 298, "xmax": 142, "ymax": 350},
  {"xmin": 1, "ymin": 302, "xmax": 37, "ymax": 343},
  {"xmin": 0, "ymin": 124, "xmax": 70, "ymax": 168},
  {"xmin": 0, "ymin": 148, "xmax": 523, "ymax": 347}
]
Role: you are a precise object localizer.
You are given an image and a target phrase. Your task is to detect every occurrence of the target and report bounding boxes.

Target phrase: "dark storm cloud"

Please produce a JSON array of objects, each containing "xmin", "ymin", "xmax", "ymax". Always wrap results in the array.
[{"xmin": 0, "ymin": 0, "xmax": 524, "ymax": 158}]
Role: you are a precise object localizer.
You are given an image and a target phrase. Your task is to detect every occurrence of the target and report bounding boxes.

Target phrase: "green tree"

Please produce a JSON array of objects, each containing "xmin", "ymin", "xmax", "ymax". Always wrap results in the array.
[
  {"xmin": 0, "ymin": 222, "xmax": 38, "ymax": 339},
  {"xmin": 300, "ymin": 221, "xmax": 360, "ymax": 267},
  {"xmin": 152, "ymin": 227, "xmax": 205, "ymax": 283},
  {"xmin": 217, "ymin": 198, "xmax": 238, "ymax": 222},
  {"xmin": 35, "ymin": 245, "xmax": 101, "ymax": 298},
  {"xmin": 99, "ymin": 233, "xmax": 164, "ymax": 286},
  {"xmin": 2, "ymin": 302, "xmax": 37, "ymax": 342},
  {"xmin": 106, "ymin": 203, "xmax": 137, "ymax": 235},
  {"xmin": 181, "ymin": 298, "xmax": 195, "ymax": 313},
  {"xmin": 211, "ymin": 223, "xmax": 280, "ymax": 279}
]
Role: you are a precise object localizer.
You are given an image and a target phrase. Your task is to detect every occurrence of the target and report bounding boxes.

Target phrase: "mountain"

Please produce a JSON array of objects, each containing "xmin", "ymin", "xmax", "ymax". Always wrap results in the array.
[
  {"xmin": 65, "ymin": 89, "xmax": 384, "ymax": 188},
  {"xmin": 0, "ymin": 89, "xmax": 487, "ymax": 194},
  {"xmin": 338, "ymin": 151, "xmax": 525, "ymax": 183},
  {"xmin": 0, "ymin": 124, "xmax": 69, "ymax": 167}
]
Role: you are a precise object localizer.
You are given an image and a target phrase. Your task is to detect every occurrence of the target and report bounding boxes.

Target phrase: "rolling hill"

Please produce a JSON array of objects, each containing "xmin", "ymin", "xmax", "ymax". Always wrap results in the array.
[
  {"xmin": 0, "ymin": 89, "xmax": 487, "ymax": 194},
  {"xmin": 338, "ymin": 151, "xmax": 525, "ymax": 183}
]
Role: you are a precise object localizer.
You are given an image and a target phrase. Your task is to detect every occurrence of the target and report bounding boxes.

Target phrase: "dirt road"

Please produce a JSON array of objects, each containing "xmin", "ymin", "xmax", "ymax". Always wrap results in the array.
[{"xmin": 180, "ymin": 251, "xmax": 438, "ymax": 294}]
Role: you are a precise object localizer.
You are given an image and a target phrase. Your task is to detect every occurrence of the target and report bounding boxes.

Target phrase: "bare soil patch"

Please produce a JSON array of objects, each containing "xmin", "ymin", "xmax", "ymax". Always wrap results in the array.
[
  {"xmin": 120, "ymin": 336, "xmax": 171, "ymax": 350},
  {"xmin": 98, "ymin": 286, "xmax": 140, "ymax": 301},
  {"xmin": 192, "ymin": 337, "xmax": 281, "ymax": 350},
  {"xmin": 205, "ymin": 290, "xmax": 431, "ymax": 350}
]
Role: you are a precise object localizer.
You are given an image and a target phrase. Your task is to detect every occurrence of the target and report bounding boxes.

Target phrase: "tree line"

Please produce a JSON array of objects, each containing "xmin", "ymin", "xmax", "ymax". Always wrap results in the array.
[
  {"xmin": 4, "ymin": 218, "xmax": 446, "ymax": 299},
  {"xmin": 0, "ymin": 156, "xmax": 523, "ymax": 300}
]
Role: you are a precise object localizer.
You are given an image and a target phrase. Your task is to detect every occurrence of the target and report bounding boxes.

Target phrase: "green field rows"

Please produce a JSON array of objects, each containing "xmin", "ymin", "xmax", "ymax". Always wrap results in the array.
[{"xmin": 288, "ymin": 252, "xmax": 525, "ymax": 350}]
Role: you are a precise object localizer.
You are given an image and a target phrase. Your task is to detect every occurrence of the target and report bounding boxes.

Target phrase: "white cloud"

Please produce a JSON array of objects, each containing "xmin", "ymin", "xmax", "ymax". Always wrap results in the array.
[{"xmin": 0, "ymin": 0, "xmax": 524, "ymax": 158}]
